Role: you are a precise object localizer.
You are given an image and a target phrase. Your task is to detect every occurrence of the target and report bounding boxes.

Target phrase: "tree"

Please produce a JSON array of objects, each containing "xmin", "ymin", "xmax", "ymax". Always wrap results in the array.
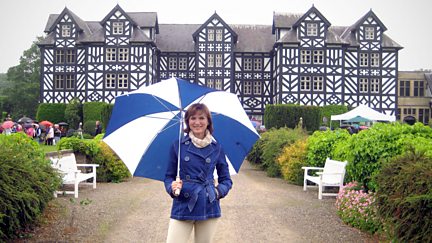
[
  {"xmin": 1, "ymin": 37, "xmax": 42, "ymax": 119},
  {"xmin": 65, "ymin": 98, "xmax": 83, "ymax": 129}
]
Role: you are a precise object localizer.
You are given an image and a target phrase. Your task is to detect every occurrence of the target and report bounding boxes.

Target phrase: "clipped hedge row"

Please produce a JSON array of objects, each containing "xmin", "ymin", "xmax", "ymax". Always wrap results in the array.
[
  {"xmin": 264, "ymin": 104, "xmax": 320, "ymax": 131},
  {"xmin": 57, "ymin": 136, "xmax": 130, "ymax": 182},
  {"xmin": 0, "ymin": 133, "xmax": 61, "ymax": 240},
  {"xmin": 36, "ymin": 103, "xmax": 67, "ymax": 123}
]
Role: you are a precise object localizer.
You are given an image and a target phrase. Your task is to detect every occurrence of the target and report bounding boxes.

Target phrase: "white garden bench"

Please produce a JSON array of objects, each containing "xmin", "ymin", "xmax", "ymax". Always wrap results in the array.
[
  {"xmin": 50, "ymin": 153, "xmax": 99, "ymax": 198},
  {"xmin": 302, "ymin": 158, "xmax": 348, "ymax": 199}
]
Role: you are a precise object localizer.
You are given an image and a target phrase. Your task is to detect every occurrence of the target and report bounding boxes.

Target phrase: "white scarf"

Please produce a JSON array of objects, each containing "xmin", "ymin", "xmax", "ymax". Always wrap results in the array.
[{"xmin": 189, "ymin": 130, "xmax": 212, "ymax": 148}]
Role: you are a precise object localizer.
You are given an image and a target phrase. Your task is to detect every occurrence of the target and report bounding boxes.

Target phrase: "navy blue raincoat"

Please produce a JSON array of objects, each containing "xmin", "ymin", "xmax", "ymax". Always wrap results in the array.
[{"xmin": 164, "ymin": 135, "xmax": 233, "ymax": 220}]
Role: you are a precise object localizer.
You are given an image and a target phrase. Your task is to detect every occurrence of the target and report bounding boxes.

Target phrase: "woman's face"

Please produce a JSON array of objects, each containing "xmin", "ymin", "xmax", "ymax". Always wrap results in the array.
[{"xmin": 188, "ymin": 110, "xmax": 208, "ymax": 139}]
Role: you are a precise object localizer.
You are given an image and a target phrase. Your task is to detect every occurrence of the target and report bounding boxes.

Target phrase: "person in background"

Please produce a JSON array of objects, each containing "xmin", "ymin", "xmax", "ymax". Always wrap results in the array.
[
  {"xmin": 164, "ymin": 103, "xmax": 233, "ymax": 243},
  {"xmin": 95, "ymin": 120, "xmax": 102, "ymax": 136},
  {"xmin": 45, "ymin": 125, "xmax": 54, "ymax": 145},
  {"xmin": 53, "ymin": 124, "xmax": 61, "ymax": 145}
]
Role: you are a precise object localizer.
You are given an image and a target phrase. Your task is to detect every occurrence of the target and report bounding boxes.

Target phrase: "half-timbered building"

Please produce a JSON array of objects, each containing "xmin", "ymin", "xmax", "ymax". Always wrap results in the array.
[{"xmin": 39, "ymin": 5, "xmax": 402, "ymax": 120}]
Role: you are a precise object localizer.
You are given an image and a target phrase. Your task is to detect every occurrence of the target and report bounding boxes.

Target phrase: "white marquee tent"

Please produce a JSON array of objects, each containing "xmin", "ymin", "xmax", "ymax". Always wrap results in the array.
[{"xmin": 331, "ymin": 104, "xmax": 396, "ymax": 122}]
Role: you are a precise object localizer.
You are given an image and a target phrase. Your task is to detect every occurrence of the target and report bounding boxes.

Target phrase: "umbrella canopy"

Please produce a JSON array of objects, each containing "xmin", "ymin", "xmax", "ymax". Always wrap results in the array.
[
  {"xmin": 346, "ymin": 116, "xmax": 371, "ymax": 123},
  {"xmin": 17, "ymin": 116, "xmax": 33, "ymax": 124},
  {"xmin": 39, "ymin": 120, "xmax": 53, "ymax": 127},
  {"xmin": 103, "ymin": 77, "xmax": 260, "ymax": 181},
  {"xmin": 1, "ymin": 120, "xmax": 14, "ymax": 129},
  {"xmin": 58, "ymin": 122, "xmax": 69, "ymax": 126}
]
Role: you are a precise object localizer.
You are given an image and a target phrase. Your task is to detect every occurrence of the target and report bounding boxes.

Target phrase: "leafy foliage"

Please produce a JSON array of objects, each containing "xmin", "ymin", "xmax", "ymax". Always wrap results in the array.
[
  {"xmin": 64, "ymin": 98, "xmax": 83, "ymax": 130},
  {"xmin": 277, "ymin": 138, "xmax": 308, "ymax": 185},
  {"xmin": 0, "ymin": 133, "xmax": 61, "ymax": 240},
  {"xmin": 0, "ymin": 37, "xmax": 42, "ymax": 119},
  {"xmin": 83, "ymin": 102, "xmax": 107, "ymax": 126},
  {"xmin": 264, "ymin": 104, "xmax": 321, "ymax": 131},
  {"xmin": 259, "ymin": 127, "xmax": 308, "ymax": 177},
  {"xmin": 375, "ymin": 147, "xmax": 432, "ymax": 242},
  {"xmin": 335, "ymin": 182, "xmax": 381, "ymax": 234},
  {"xmin": 306, "ymin": 129, "xmax": 350, "ymax": 167},
  {"xmin": 57, "ymin": 137, "xmax": 130, "ymax": 182},
  {"xmin": 320, "ymin": 105, "xmax": 348, "ymax": 128}
]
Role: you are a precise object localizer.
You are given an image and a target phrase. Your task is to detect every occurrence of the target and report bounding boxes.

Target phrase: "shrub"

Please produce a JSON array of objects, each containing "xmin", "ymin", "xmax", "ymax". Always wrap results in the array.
[
  {"xmin": 260, "ymin": 127, "xmax": 307, "ymax": 177},
  {"xmin": 83, "ymin": 102, "xmax": 106, "ymax": 124},
  {"xmin": 64, "ymin": 98, "xmax": 82, "ymax": 130},
  {"xmin": 277, "ymin": 138, "xmax": 308, "ymax": 185},
  {"xmin": 57, "ymin": 137, "xmax": 130, "ymax": 182},
  {"xmin": 36, "ymin": 103, "xmax": 67, "ymax": 123},
  {"xmin": 335, "ymin": 181, "xmax": 381, "ymax": 234},
  {"xmin": 306, "ymin": 129, "xmax": 350, "ymax": 168},
  {"xmin": 246, "ymin": 137, "xmax": 265, "ymax": 164},
  {"xmin": 320, "ymin": 105, "xmax": 348, "ymax": 128},
  {"xmin": 264, "ymin": 104, "xmax": 321, "ymax": 131},
  {"xmin": 374, "ymin": 147, "xmax": 432, "ymax": 242},
  {"xmin": 0, "ymin": 133, "xmax": 61, "ymax": 240},
  {"xmin": 83, "ymin": 120, "xmax": 96, "ymax": 136}
]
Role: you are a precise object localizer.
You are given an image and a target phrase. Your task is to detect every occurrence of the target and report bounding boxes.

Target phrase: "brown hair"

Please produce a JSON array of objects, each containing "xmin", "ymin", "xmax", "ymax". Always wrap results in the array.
[{"xmin": 184, "ymin": 103, "xmax": 214, "ymax": 134}]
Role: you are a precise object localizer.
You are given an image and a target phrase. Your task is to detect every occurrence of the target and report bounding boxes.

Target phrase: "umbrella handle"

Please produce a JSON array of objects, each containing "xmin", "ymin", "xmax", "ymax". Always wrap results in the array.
[{"xmin": 174, "ymin": 176, "xmax": 181, "ymax": 196}]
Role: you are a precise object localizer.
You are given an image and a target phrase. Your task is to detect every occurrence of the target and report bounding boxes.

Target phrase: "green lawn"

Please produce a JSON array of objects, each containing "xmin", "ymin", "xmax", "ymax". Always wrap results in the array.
[{"xmin": 39, "ymin": 144, "xmax": 59, "ymax": 153}]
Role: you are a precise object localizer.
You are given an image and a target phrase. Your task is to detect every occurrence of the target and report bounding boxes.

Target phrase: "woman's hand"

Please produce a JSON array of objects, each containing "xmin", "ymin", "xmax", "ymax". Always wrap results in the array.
[{"xmin": 171, "ymin": 179, "xmax": 183, "ymax": 196}]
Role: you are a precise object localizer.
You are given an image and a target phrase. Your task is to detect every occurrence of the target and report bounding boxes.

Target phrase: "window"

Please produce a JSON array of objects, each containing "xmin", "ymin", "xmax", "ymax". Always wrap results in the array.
[
  {"xmin": 300, "ymin": 50, "xmax": 311, "ymax": 64},
  {"xmin": 403, "ymin": 108, "xmax": 416, "ymax": 115},
  {"xmin": 215, "ymin": 79, "xmax": 223, "ymax": 90},
  {"xmin": 365, "ymin": 27, "xmax": 375, "ymax": 40},
  {"xmin": 113, "ymin": 22, "xmax": 124, "ymax": 35},
  {"xmin": 215, "ymin": 29, "xmax": 223, "ymax": 41},
  {"xmin": 207, "ymin": 54, "xmax": 214, "ymax": 67},
  {"xmin": 61, "ymin": 25, "xmax": 71, "ymax": 37},
  {"xmin": 414, "ymin": 80, "xmax": 425, "ymax": 97},
  {"xmin": 371, "ymin": 53, "xmax": 380, "ymax": 67},
  {"xmin": 66, "ymin": 50, "xmax": 75, "ymax": 63},
  {"xmin": 118, "ymin": 74, "xmax": 128, "ymax": 89},
  {"xmin": 399, "ymin": 80, "xmax": 410, "ymax": 96},
  {"xmin": 313, "ymin": 50, "xmax": 324, "ymax": 64},
  {"xmin": 253, "ymin": 81, "xmax": 262, "ymax": 95},
  {"xmin": 215, "ymin": 54, "xmax": 223, "ymax": 67},
  {"xmin": 207, "ymin": 29, "xmax": 214, "ymax": 41},
  {"xmin": 244, "ymin": 58, "xmax": 252, "ymax": 71},
  {"xmin": 106, "ymin": 73, "xmax": 116, "ymax": 88},
  {"xmin": 106, "ymin": 48, "xmax": 116, "ymax": 62},
  {"xmin": 169, "ymin": 57, "xmax": 177, "ymax": 70},
  {"xmin": 206, "ymin": 79, "xmax": 214, "ymax": 88},
  {"xmin": 65, "ymin": 74, "xmax": 75, "ymax": 89},
  {"xmin": 254, "ymin": 59, "xmax": 262, "ymax": 70},
  {"xmin": 371, "ymin": 78, "xmax": 380, "ymax": 93},
  {"xmin": 300, "ymin": 76, "xmax": 311, "ymax": 91},
  {"xmin": 359, "ymin": 78, "xmax": 368, "ymax": 93},
  {"xmin": 244, "ymin": 81, "xmax": 252, "ymax": 95},
  {"xmin": 179, "ymin": 57, "xmax": 188, "ymax": 70},
  {"xmin": 54, "ymin": 75, "xmax": 64, "ymax": 89},
  {"xmin": 306, "ymin": 23, "xmax": 318, "ymax": 36},
  {"xmin": 360, "ymin": 53, "xmax": 368, "ymax": 67},
  {"xmin": 118, "ymin": 48, "xmax": 129, "ymax": 62},
  {"xmin": 313, "ymin": 76, "xmax": 324, "ymax": 91},
  {"xmin": 55, "ymin": 50, "xmax": 65, "ymax": 64}
]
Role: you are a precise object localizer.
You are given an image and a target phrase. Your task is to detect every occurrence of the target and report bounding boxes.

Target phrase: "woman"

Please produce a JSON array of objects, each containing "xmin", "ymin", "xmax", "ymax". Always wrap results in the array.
[{"xmin": 164, "ymin": 103, "xmax": 233, "ymax": 243}]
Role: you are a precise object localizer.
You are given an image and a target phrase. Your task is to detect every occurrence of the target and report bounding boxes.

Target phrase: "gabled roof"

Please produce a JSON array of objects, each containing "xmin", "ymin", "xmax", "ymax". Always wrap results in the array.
[
  {"xmin": 128, "ymin": 12, "xmax": 159, "ymax": 33},
  {"xmin": 100, "ymin": 4, "xmax": 136, "ymax": 27},
  {"xmin": 272, "ymin": 12, "xmax": 302, "ymax": 34},
  {"xmin": 293, "ymin": 5, "xmax": 331, "ymax": 28},
  {"xmin": 156, "ymin": 24, "xmax": 198, "ymax": 52},
  {"xmin": 192, "ymin": 12, "xmax": 238, "ymax": 43},
  {"xmin": 348, "ymin": 10, "xmax": 387, "ymax": 33},
  {"xmin": 45, "ymin": 7, "xmax": 91, "ymax": 35}
]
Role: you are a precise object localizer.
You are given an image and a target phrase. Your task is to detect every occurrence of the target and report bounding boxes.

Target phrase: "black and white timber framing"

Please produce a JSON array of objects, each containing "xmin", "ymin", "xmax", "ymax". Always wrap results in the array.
[{"xmin": 38, "ymin": 5, "xmax": 402, "ymax": 117}]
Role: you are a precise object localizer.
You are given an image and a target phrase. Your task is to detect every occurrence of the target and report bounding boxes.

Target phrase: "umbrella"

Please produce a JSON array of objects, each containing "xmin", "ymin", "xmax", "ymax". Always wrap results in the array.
[
  {"xmin": 17, "ymin": 116, "xmax": 33, "ymax": 124},
  {"xmin": 1, "ymin": 120, "xmax": 14, "ymax": 129},
  {"xmin": 103, "ymin": 77, "xmax": 260, "ymax": 181},
  {"xmin": 39, "ymin": 120, "xmax": 53, "ymax": 127},
  {"xmin": 346, "ymin": 116, "xmax": 371, "ymax": 123},
  {"xmin": 58, "ymin": 122, "xmax": 69, "ymax": 126}
]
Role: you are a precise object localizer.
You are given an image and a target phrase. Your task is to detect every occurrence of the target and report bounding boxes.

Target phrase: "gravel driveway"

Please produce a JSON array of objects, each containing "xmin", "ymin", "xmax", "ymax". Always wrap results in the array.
[{"xmin": 23, "ymin": 161, "xmax": 372, "ymax": 242}]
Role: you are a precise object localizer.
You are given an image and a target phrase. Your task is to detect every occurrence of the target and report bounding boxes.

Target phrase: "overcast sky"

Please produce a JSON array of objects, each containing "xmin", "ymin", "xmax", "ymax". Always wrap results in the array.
[{"xmin": 0, "ymin": 0, "xmax": 431, "ymax": 73}]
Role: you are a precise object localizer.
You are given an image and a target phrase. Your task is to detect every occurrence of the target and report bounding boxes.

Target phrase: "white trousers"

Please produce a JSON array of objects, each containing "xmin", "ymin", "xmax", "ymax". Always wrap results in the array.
[{"xmin": 166, "ymin": 218, "xmax": 219, "ymax": 243}]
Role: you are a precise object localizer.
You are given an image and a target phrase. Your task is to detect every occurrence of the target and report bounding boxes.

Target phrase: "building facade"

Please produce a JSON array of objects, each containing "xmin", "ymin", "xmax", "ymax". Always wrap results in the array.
[
  {"xmin": 397, "ymin": 71, "xmax": 432, "ymax": 124},
  {"xmin": 38, "ymin": 5, "xmax": 402, "ymax": 119}
]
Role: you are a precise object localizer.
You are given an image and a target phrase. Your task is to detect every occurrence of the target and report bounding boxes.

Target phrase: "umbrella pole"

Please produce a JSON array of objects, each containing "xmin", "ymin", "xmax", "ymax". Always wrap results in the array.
[{"xmin": 174, "ymin": 114, "xmax": 184, "ymax": 196}]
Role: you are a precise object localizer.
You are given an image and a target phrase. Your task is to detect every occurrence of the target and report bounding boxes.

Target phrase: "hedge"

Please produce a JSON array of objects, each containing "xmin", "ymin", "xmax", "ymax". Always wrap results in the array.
[
  {"xmin": 36, "ymin": 103, "xmax": 67, "ymax": 123},
  {"xmin": 264, "ymin": 104, "xmax": 320, "ymax": 131}
]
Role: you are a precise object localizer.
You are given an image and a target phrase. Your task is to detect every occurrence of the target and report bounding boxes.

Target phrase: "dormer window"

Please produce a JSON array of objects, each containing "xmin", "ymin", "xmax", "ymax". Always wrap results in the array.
[
  {"xmin": 61, "ymin": 25, "xmax": 71, "ymax": 37},
  {"xmin": 365, "ymin": 26, "xmax": 375, "ymax": 40},
  {"xmin": 306, "ymin": 23, "xmax": 318, "ymax": 36},
  {"xmin": 113, "ymin": 22, "xmax": 124, "ymax": 35}
]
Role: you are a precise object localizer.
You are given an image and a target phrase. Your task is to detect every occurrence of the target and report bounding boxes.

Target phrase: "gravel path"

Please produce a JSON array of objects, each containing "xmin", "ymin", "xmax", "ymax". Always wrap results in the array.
[{"xmin": 24, "ymin": 161, "xmax": 372, "ymax": 242}]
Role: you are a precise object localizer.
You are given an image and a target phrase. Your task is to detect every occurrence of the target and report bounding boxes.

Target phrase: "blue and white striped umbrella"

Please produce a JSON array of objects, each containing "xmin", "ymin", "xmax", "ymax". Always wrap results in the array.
[{"xmin": 103, "ymin": 77, "xmax": 260, "ymax": 181}]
